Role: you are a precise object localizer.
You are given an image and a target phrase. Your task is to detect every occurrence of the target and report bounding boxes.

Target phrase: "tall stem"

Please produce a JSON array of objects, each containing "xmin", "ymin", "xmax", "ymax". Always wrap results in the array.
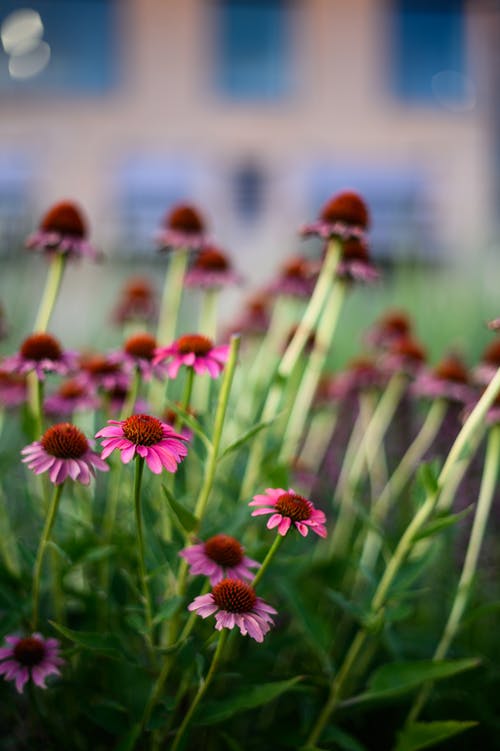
[
  {"xmin": 32, "ymin": 483, "xmax": 64, "ymax": 629},
  {"xmin": 251, "ymin": 534, "xmax": 284, "ymax": 590},
  {"xmin": 133, "ymin": 457, "xmax": 154, "ymax": 648},
  {"xmin": 156, "ymin": 249, "xmax": 189, "ymax": 346},
  {"xmin": 27, "ymin": 373, "xmax": 44, "ymax": 440},
  {"xmin": 34, "ymin": 253, "xmax": 66, "ymax": 333},
  {"xmin": 120, "ymin": 367, "xmax": 141, "ymax": 421},
  {"xmin": 175, "ymin": 367, "xmax": 194, "ymax": 431}
]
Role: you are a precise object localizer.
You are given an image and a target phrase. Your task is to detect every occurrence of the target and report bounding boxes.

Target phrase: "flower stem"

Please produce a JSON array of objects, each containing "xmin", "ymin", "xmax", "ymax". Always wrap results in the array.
[
  {"xmin": 170, "ymin": 629, "xmax": 228, "ymax": 751},
  {"xmin": 32, "ymin": 483, "xmax": 64, "ymax": 630},
  {"xmin": 120, "ymin": 367, "xmax": 141, "ymax": 421},
  {"xmin": 156, "ymin": 248, "xmax": 189, "ymax": 346},
  {"xmin": 251, "ymin": 533, "xmax": 284, "ymax": 590},
  {"xmin": 33, "ymin": 253, "xmax": 66, "ymax": 333},
  {"xmin": 27, "ymin": 373, "xmax": 44, "ymax": 440},
  {"xmin": 175, "ymin": 367, "xmax": 194, "ymax": 431},
  {"xmin": 133, "ymin": 457, "xmax": 154, "ymax": 648},
  {"xmin": 199, "ymin": 287, "xmax": 219, "ymax": 340}
]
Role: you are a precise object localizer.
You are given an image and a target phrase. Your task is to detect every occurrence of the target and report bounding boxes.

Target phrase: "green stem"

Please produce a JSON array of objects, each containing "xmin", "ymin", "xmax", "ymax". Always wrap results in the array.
[
  {"xmin": 120, "ymin": 367, "xmax": 141, "ymax": 421},
  {"xmin": 175, "ymin": 367, "xmax": 195, "ymax": 431},
  {"xmin": 407, "ymin": 423, "xmax": 500, "ymax": 725},
  {"xmin": 251, "ymin": 534, "xmax": 284, "ymax": 590},
  {"xmin": 199, "ymin": 288, "xmax": 219, "ymax": 340},
  {"xmin": 28, "ymin": 373, "xmax": 44, "ymax": 440},
  {"xmin": 156, "ymin": 248, "xmax": 189, "ymax": 346},
  {"xmin": 33, "ymin": 253, "xmax": 66, "ymax": 333},
  {"xmin": 170, "ymin": 630, "xmax": 228, "ymax": 751},
  {"xmin": 133, "ymin": 457, "xmax": 154, "ymax": 648},
  {"xmin": 32, "ymin": 483, "xmax": 64, "ymax": 630}
]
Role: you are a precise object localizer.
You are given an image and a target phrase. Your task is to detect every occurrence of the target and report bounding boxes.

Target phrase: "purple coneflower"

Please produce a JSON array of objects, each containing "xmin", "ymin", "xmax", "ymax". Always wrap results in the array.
[
  {"xmin": 249, "ymin": 488, "xmax": 327, "ymax": 538},
  {"xmin": 153, "ymin": 334, "xmax": 229, "ymax": 379},
  {"xmin": 112, "ymin": 276, "xmax": 157, "ymax": 326},
  {"xmin": 1, "ymin": 333, "xmax": 77, "ymax": 380},
  {"xmin": 328, "ymin": 357, "xmax": 385, "ymax": 401},
  {"xmin": 80, "ymin": 353, "xmax": 130, "ymax": 392},
  {"xmin": 110, "ymin": 333, "xmax": 168, "ymax": 381},
  {"xmin": 267, "ymin": 256, "xmax": 316, "ymax": 299},
  {"xmin": 44, "ymin": 378, "xmax": 99, "ymax": 417},
  {"xmin": 22, "ymin": 422, "xmax": 109, "ymax": 485},
  {"xmin": 381, "ymin": 335, "xmax": 427, "ymax": 377},
  {"xmin": 0, "ymin": 634, "xmax": 63, "ymax": 693},
  {"xmin": 0, "ymin": 372, "xmax": 27, "ymax": 409},
  {"xmin": 96, "ymin": 414, "xmax": 188, "ymax": 474},
  {"xmin": 188, "ymin": 579, "xmax": 276, "ymax": 642},
  {"xmin": 156, "ymin": 203, "xmax": 208, "ymax": 252},
  {"xmin": 474, "ymin": 339, "xmax": 500, "ymax": 385},
  {"xmin": 180, "ymin": 534, "xmax": 260, "ymax": 585},
  {"xmin": 26, "ymin": 201, "xmax": 98, "ymax": 260},
  {"xmin": 335, "ymin": 238, "xmax": 378, "ymax": 283},
  {"xmin": 226, "ymin": 293, "xmax": 271, "ymax": 339},
  {"xmin": 301, "ymin": 190, "xmax": 370, "ymax": 242},
  {"xmin": 364, "ymin": 309, "xmax": 412, "ymax": 351},
  {"xmin": 412, "ymin": 354, "xmax": 474, "ymax": 404},
  {"xmin": 185, "ymin": 245, "xmax": 241, "ymax": 289}
]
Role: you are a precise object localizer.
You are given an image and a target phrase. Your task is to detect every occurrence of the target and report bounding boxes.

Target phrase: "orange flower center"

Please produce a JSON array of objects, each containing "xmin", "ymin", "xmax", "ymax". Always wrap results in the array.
[
  {"xmin": 283, "ymin": 258, "xmax": 309, "ymax": 279},
  {"xmin": 122, "ymin": 414, "xmax": 164, "ymax": 445},
  {"xmin": 13, "ymin": 637, "xmax": 45, "ymax": 666},
  {"xmin": 275, "ymin": 492, "xmax": 312, "ymax": 522},
  {"xmin": 434, "ymin": 357, "xmax": 469, "ymax": 383},
  {"xmin": 58, "ymin": 380, "xmax": 86, "ymax": 399},
  {"xmin": 167, "ymin": 204, "xmax": 204, "ymax": 234},
  {"xmin": 82, "ymin": 356, "xmax": 121, "ymax": 376},
  {"xmin": 123, "ymin": 278, "xmax": 153, "ymax": 300},
  {"xmin": 40, "ymin": 201, "xmax": 86, "ymax": 238},
  {"xmin": 124, "ymin": 333, "xmax": 157, "ymax": 360},
  {"xmin": 177, "ymin": 334, "xmax": 213, "ymax": 356},
  {"xmin": 212, "ymin": 579, "xmax": 256, "ymax": 613},
  {"xmin": 320, "ymin": 191, "xmax": 370, "ymax": 230},
  {"xmin": 204, "ymin": 535, "xmax": 244, "ymax": 568},
  {"xmin": 390, "ymin": 337, "xmax": 426, "ymax": 363},
  {"xmin": 379, "ymin": 312, "xmax": 411, "ymax": 336},
  {"xmin": 194, "ymin": 248, "xmax": 229, "ymax": 271},
  {"xmin": 41, "ymin": 423, "xmax": 89, "ymax": 458},
  {"xmin": 483, "ymin": 339, "xmax": 500, "ymax": 367},
  {"xmin": 20, "ymin": 333, "xmax": 62, "ymax": 362}
]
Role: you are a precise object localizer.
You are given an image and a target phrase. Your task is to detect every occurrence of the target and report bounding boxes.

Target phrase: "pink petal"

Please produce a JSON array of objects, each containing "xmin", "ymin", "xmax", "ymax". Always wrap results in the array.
[
  {"xmin": 277, "ymin": 517, "xmax": 292, "ymax": 536},
  {"xmin": 267, "ymin": 513, "xmax": 283, "ymax": 530}
]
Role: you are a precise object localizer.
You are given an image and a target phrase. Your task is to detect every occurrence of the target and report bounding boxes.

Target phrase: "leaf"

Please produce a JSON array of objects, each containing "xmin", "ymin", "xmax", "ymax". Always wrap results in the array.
[
  {"xmin": 49, "ymin": 621, "xmax": 124, "ymax": 659},
  {"xmin": 394, "ymin": 721, "xmax": 478, "ymax": 751},
  {"xmin": 326, "ymin": 589, "xmax": 367, "ymax": 624},
  {"xmin": 45, "ymin": 540, "xmax": 72, "ymax": 566},
  {"xmin": 342, "ymin": 658, "xmax": 480, "ymax": 706},
  {"xmin": 152, "ymin": 596, "xmax": 183, "ymax": 625},
  {"xmin": 414, "ymin": 505, "xmax": 474, "ymax": 541},
  {"xmin": 322, "ymin": 725, "xmax": 368, "ymax": 751},
  {"xmin": 76, "ymin": 545, "xmax": 116, "ymax": 565},
  {"xmin": 196, "ymin": 677, "xmax": 302, "ymax": 725},
  {"xmin": 162, "ymin": 484, "xmax": 198, "ymax": 533},
  {"xmin": 115, "ymin": 723, "xmax": 142, "ymax": 751},
  {"xmin": 417, "ymin": 461, "xmax": 439, "ymax": 496},
  {"xmin": 219, "ymin": 418, "xmax": 275, "ymax": 460}
]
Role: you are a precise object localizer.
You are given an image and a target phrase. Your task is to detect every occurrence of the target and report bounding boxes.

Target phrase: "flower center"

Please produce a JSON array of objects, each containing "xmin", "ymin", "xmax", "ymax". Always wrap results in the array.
[
  {"xmin": 275, "ymin": 492, "xmax": 312, "ymax": 522},
  {"xmin": 483, "ymin": 339, "xmax": 500, "ymax": 367},
  {"xmin": 342, "ymin": 239, "xmax": 370, "ymax": 261},
  {"xmin": 390, "ymin": 337, "xmax": 426, "ymax": 363},
  {"xmin": 177, "ymin": 334, "xmax": 213, "ymax": 356},
  {"xmin": 379, "ymin": 311, "xmax": 411, "ymax": 337},
  {"xmin": 212, "ymin": 579, "xmax": 256, "ymax": 613},
  {"xmin": 124, "ymin": 333, "xmax": 157, "ymax": 360},
  {"xmin": 13, "ymin": 637, "xmax": 45, "ymax": 667},
  {"xmin": 167, "ymin": 204, "xmax": 205, "ymax": 234},
  {"xmin": 20, "ymin": 333, "xmax": 62, "ymax": 362},
  {"xmin": 58, "ymin": 380, "xmax": 86, "ymax": 399},
  {"xmin": 124, "ymin": 277, "xmax": 153, "ymax": 300},
  {"xmin": 434, "ymin": 356, "xmax": 468, "ymax": 383},
  {"xmin": 40, "ymin": 201, "xmax": 86, "ymax": 238},
  {"xmin": 41, "ymin": 423, "xmax": 89, "ymax": 458},
  {"xmin": 320, "ymin": 191, "xmax": 370, "ymax": 229},
  {"xmin": 283, "ymin": 257, "xmax": 309, "ymax": 279},
  {"xmin": 82, "ymin": 356, "xmax": 121, "ymax": 376},
  {"xmin": 122, "ymin": 414, "xmax": 164, "ymax": 445},
  {"xmin": 204, "ymin": 535, "xmax": 244, "ymax": 568},
  {"xmin": 194, "ymin": 247, "xmax": 229, "ymax": 271}
]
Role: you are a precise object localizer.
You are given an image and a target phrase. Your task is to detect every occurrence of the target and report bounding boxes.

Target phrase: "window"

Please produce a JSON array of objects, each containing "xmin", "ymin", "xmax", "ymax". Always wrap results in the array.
[
  {"xmin": 214, "ymin": 0, "xmax": 292, "ymax": 101},
  {"xmin": 391, "ymin": 0, "xmax": 466, "ymax": 104},
  {"xmin": 0, "ymin": 1, "xmax": 116, "ymax": 94}
]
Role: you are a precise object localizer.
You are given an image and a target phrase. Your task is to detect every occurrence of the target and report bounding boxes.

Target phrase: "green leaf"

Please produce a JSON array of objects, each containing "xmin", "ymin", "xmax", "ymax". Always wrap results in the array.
[
  {"xmin": 322, "ymin": 725, "xmax": 368, "ymax": 751},
  {"xmin": 326, "ymin": 589, "xmax": 367, "ymax": 624},
  {"xmin": 162, "ymin": 485, "xmax": 198, "ymax": 533},
  {"xmin": 45, "ymin": 540, "xmax": 72, "ymax": 566},
  {"xmin": 76, "ymin": 545, "xmax": 116, "ymax": 565},
  {"xmin": 394, "ymin": 721, "xmax": 478, "ymax": 751},
  {"xmin": 152, "ymin": 596, "xmax": 183, "ymax": 625},
  {"xmin": 49, "ymin": 621, "xmax": 124, "ymax": 659},
  {"xmin": 417, "ymin": 461, "xmax": 439, "ymax": 496},
  {"xmin": 343, "ymin": 658, "xmax": 480, "ymax": 706},
  {"xmin": 219, "ymin": 418, "xmax": 275, "ymax": 460},
  {"xmin": 196, "ymin": 677, "xmax": 302, "ymax": 725},
  {"xmin": 414, "ymin": 505, "xmax": 474, "ymax": 541},
  {"xmin": 115, "ymin": 723, "xmax": 142, "ymax": 751}
]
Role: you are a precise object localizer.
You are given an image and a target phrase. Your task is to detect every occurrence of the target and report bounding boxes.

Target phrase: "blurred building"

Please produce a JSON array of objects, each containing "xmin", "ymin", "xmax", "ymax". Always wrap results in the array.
[{"xmin": 0, "ymin": 0, "xmax": 499, "ymax": 277}]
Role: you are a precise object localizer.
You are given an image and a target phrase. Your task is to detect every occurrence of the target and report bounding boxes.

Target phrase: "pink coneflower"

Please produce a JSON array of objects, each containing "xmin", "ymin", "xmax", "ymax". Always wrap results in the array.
[
  {"xmin": 249, "ymin": 488, "xmax": 327, "ymax": 538},
  {"xmin": 365, "ymin": 310, "xmax": 412, "ymax": 350},
  {"xmin": 474, "ymin": 339, "xmax": 500, "ymax": 385},
  {"xmin": 110, "ymin": 333, "xmax": 169, "ymax": 381},
  {"xmin": 226, "ymin": 293, "xmax": 271, "ymax": 339},
  {"xmin": 44, "ymin": 378, "xmax": 99, "ymax": 417},
  {"xmin": 188, "ymin": 579, "xmax": 276, "ymax": 642},
  {"xmin": 1, "ymin": 333, "xmax": 78, "ymax": 380},
  {"xmin": 185, "ymin": 245, "xmax": 241, "ymax": 289},
  {"xmin": 26, "ymin": 201, "xmax": 98, "ymax": 260},
  {"xmin": 112, "ymin": 276, "xmax": 157, "ymax": 326},
  {"xmin": 96, "ymin": 414, "xmax": 188, "ymax": 474},
  {"xmin": 382, "ymin": 335, "xmax": 427, "ymax": 377},
  {"xmin": 267, "ymin": 256, "xmax": 316, "ymax": 299},
  {"xmin": 22, "ymin": 423, "xmax": 109, "ymax": 485},
  {"xmin": 328, "ymin": 357, "xmax": 385, "ymax": 401},
  {"xmin": 103, "ymin": 385, "xmax": 148, "ymax": 417},
  {"xmin": 0, "ymin": 371, "xmax": 27, "ymax": 409},
  {"xmin": 0, "ymin": 633, "xmax": 64, "ymax": 693},
  {"xmin": 180, "ymin": 534, "xmax": 260, "ymax": 585},
  {"xmin": 301, "ymin": 191, "xmax": 370, "ymax": 242},
  {"xmin": 335, "ymin": 238, "xmax": 378, "ymax": 283},
  {"xmin": 156, "ymin": 203, "xmax": 208, "ymax": 252},
  {"xmin": 412, "ymin": 354, "xmax": 474, "ymax": 404},
  {"xmin": 153, "ymin": 334, "xmax": 230, "ymax": 379},
  {"xmin": 80, "ymin": 353, "xmax": 130, "ymax": 392}
]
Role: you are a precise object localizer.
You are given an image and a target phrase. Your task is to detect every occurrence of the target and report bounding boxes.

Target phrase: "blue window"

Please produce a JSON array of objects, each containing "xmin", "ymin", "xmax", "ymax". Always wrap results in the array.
[
  {"xmin": 0, "ymin": 1, "xmax": 116, "ymax": 94},
  {"xmin": 392, "ymin": 0, "xmax": 466, "ymax": 104},
  {"xmin": 214, "ymin": 0, "xmax": 292, "ymax": 101}
]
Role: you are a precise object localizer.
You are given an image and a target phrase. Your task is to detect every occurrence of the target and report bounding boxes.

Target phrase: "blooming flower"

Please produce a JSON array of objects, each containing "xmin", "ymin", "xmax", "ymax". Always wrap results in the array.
[
  {"xmin": 0, "ymin": 371, "xmax": 27, "ymax": 409},
  {"xmin": 226, "ymin": 293, "xmax": 271, "ymax": 339},
  {"xmin": 0, "ymin": 633, "xmax": 64, "ymax": 693},
  {"xmin": 156, "ymin": 203, "xmax": 208, "ymax": 252},
  {"xmin": 381, "ymin": 335, "xmax": 427, "ymax": 377},
  {"xmin": 180, "ymin": 534, "xmax": 260, "ymax": 585},
  {"xmin": 112, "ymin": 276, "xmax": 157, "ymax": 326},
  {"xmin": 249, "ymin": 488, "xmax": 327, "ymax": 538},
  {"xmin": 96, "ymin": 414, "xmax": 188, "ymax": 474},
  {"xmin": 1, "ymin": 333, "xmax": 78, "ymax": 380},
  {"xmin": 79, "ymin": 353, "xmax": 130, "ymax": 392},
  {"xmin": 328, "ymin": 357, "xmax": 385, "ymax": 401},
  {"xmin": 267, "ymin": 256, "xmax": 316, "ymax": 299},
  {"xmin": 335, "ymin": 238, "xmax": 378, "ymax": 283},
  {"xmin": 185, "ymin": 245, "xmax": 241, "ymax": 289},
  {"xmin": 301, "ymin": 191, "xmax": 370, "ymax": 242},
  {"xmin": 44, "ymin": 378, "xmax": 99, "ymax": 417},
  {"xmin": 364, "ymin": 309, "xmax": 413, "ymax": 351},
  {"xmin": 153, "ymin": 334, "xmax": 230, "ymax": 379},
  {"xmin": 412, "ymin": 354, "xmax": 474, "ymax": 404},
  {"xmin": 188, "ymin": 579, "xmax": 276, "ymax": 642},
  {"xmin": 109, "ymin": 333, "xmax": 168, "ymax": 381},
  {"xmin": 22, "ymin": 423, "xmax": 109, "ymax": 485},
  {"xmin": 26, "ymin": 200, "xmax": 99, "ymax": 260},
  {"xmin": 474, "ymin": 339, "xmax": 500, "ymax": 385}
]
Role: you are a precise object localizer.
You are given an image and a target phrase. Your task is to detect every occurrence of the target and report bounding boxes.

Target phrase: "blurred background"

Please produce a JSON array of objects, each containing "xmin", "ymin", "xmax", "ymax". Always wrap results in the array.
[{"xmin": 0, "ymin": 0, "xmax": 500, "ymax": 352}]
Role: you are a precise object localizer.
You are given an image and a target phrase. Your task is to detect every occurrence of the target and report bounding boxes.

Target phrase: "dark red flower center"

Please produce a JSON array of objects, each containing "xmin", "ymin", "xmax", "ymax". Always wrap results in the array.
[
  {"xmin": 40, "ymin": 201, "xmax": 86, "ymax": 238},
  {"xmin": 379, "ymin": 311, "xmax": 411, "ymax": 337},
  {"xmin": 122, "ymin": 414, "xmax": 164, "ymax": 445},
  {"xmin": 434, "ymin": 356, "xmax": 469, "ymax": 384},
  {"xmin": 390, "ymin": 337, "xmax": 426, "ymax": 363},
  {"xmin": 283, "ymin": 257, "xmax": 309, "ymax": 279},
  {"xmin": 167, "ymin": 204, "xmax": 205, "ymax": 234},
  {"xmin": 41, "ymin": 423, "xmax": 89, "ymax": 458},
  {"xmin": 320, "ymin": 191, "xmax": 370, "ymax": 230},
  {"xmin": 194, "ymin": 247, "xmax": 229, "ymax": 271},
  {"xmin": 177, "ymin": 334, "xmax": 213, "ymax": 356},
  {"xmin": 163, "ymin": 403, "xmax": 195, "ymax": 424},
  {"xmin": 123, "ymin": 278, "xmax": 153, "ymax": 301},
  {"xmin": 124, "ymin": 333, "xmax": 157, "ymax": 360},
  {"xmin": 342, "ymin": 239, "xmax": 370, "ymax": 262},
  {"xmin": 20, "ymin": 333, "xmax": 62, "ymax": 362},
  {"xmin": 212, "ymin": 579, "xmax": 256, "ymax": 613},
  {"xmin": 350, "ymin": 357, "xmax": 377, "ymax": 376},
  {"xmin": 483, "ymin": 339, "xmax": 500, "ymax": 367},
  {"xmin": 204, "ymin": 535, "xmax": 244, "ymax": 568},
  {"xmin": 0, "ymin": 372, "xmax": 26, "ymax": 388},
  {"xmin": 82, "ymin": 356, "xmax": 121, "ymax": 376},
  {"xmin": 58, "ymin": 380, "xmax": 86, "ymax": 399},
  {"xmin": 13, "ymin": 637, "xmax": 45, "ymax": 667},
  {"xmin": 275, "ymin": 492, "xmax": 312, "ymax": 522}
]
